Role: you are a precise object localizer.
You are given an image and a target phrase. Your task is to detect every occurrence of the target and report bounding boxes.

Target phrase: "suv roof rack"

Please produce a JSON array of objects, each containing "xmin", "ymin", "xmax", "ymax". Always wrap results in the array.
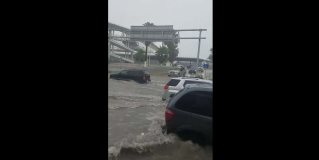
[
  {"xmin": 171, "ymin": 77, "xmax": 212, "ymax": 81},
  {"xmin": 185, "ymin": 83, "xmax": 212, "ymax": 89},
  {"xmin": 171, "ymin": 77, "xmax": 199, "ymax": 79}
]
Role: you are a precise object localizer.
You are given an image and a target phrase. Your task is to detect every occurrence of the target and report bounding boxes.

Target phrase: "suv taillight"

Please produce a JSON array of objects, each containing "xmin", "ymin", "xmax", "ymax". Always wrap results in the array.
[
  {"xmin": 164, "ymin": 84, "xmax": 168, "ymax": 90},
  {"xmin": 165, "ymin": 108, "xmax": 175, "ymax": 122}
]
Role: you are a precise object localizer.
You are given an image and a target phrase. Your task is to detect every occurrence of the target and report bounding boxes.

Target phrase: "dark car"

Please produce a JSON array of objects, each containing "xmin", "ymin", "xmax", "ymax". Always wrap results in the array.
[
  {"xmin": 110, "ymin": 69, "xmax": 151, "ymax": 83},
  {"xmin": 164, "ymin": 84, "xmax": 212, "ymax": 145}
]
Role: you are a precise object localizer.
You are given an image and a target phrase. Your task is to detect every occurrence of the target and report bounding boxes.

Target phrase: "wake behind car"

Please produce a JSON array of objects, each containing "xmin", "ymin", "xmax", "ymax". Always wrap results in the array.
[
  {"xmin": 110, "ymin": 69, "xmax": 151, "ymax": 83},
  {"xmin": 164, "ymin": 84, "xmax": 212, "ymax": 145}
]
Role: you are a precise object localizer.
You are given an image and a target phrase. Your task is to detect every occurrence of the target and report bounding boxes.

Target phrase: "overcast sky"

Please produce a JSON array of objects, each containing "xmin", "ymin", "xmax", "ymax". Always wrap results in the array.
[{"xmin": 109, "ymin": 0, "xmax": 212, "ymax": 59}]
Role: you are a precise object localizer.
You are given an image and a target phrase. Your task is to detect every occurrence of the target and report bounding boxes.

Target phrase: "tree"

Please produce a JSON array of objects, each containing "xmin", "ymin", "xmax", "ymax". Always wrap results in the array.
[
  {"xmin": 134, "ymin": 49, "xmax": 146, "ymax": 62},
  {"xmin": 143, "ymin": 22, "xmax": 154, "ymax": 26},
  {"xmin": 155, "ymin": 46, "xmax": 169, "ymax": 64},
  {"xmin": 164, "ymin": 41, "xmax": 179, "ymax": 63},
  {"xmin": 142, "ymin": 22, "xmax": 155, "ymax": 64}
]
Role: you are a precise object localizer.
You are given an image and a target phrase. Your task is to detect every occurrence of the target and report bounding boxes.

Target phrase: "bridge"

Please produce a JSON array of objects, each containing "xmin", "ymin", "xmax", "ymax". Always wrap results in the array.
[
  {"xmin": 175, "ymin": 57, "xmax": 211, "ymax": 63},
  {"xmin": 108, "ymin": 22, "xmax": 207, "ymax": 67},
  {"xmin": 108, "ymin": 22, "xmax": 159, "ymax": 63}
]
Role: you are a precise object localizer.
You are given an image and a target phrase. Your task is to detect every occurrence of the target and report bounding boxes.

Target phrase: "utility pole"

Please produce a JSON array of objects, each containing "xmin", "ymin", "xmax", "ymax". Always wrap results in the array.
[
  {"xmin": 108, "ymin": 31, "xmax": 111, "ymax": 64},
  {"xmin": 196, "ymin": 30, "xmax": 202, "ymax": 70},
  {"xmin": 144, "ymin": 41, "xmax": 151, "ymax": 67}
]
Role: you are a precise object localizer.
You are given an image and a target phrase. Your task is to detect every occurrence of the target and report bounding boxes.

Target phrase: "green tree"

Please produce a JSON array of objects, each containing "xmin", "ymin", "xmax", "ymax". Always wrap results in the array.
[
  {"xmin": 143, "ymin": 22, "xmax": 154, "ymax": 26},
  {"xmin": 134, "ymin": 49, "xmax": 146, "ymax": 62},
  {"xmin": 164, "ymin": 41, "xmax": 179, "ymax": 63},
  {"xmin": 155, "ymin": 46, "xmax": 169, "ymax": 64}
]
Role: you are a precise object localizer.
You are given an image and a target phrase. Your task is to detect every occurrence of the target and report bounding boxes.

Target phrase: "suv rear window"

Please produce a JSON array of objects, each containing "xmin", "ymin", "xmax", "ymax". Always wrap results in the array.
[
  {"xmin": 167, "ymin": 79, "xmax": 180, "ymax": 86},
  {"xmin": 183, "ymin": 80, "xmax": 211, "ymax": 87},
  {"xmin": 175, "ymin": 91, "xmax": 212, "ymax": 117}
]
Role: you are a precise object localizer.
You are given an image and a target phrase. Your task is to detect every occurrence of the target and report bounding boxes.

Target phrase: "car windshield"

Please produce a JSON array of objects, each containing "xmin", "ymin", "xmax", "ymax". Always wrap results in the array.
[
  {"xmin": 167, "ymin": 79, "xmax": 180, "ymax": 86},
  {"xmin": 120, "ymin": 70, "xmax": 128, "ymax": 74}
]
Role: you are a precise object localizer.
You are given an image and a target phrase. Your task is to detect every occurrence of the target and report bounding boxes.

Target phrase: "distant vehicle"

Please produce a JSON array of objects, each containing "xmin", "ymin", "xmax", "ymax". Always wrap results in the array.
[
  {"xmin": 186, "ymin": 69, "xmax": 197, "ymax": 78},
  {"xmin": 203, "ymin": 62, "xmax": 209, "ymax": 69},
  {"xmin": 168, "ymin": 70, "xmax": 180, "ymax": 77},
  {"xmin": 173, "ymin": 61, "xmax": 178, "ymax": 66},
  {"xmin": 179, "ymin": 67, "xmax": 186, "ymax": 77},
  {"xmin": 110, "ymin": 69, "xmax": 151, "ymax": 83},
  {"xmin": 169, "ymin": 65, "xmax": 186, "ymax": 77},
  {"xmin": 188, "ymin": 69, "xmax": 196, "ymax": 75},
  {"xmin": 197, "ymin": 67, "xmax": 204, "ymax": 72},
  {"xmin": 162, "ymin": 77, "xmax": 212, "ymax": 101},
  {"xmin": 176, "ymin": 65, "xmax": 184, "ymax": 69},
  {"xmin": 164, "ymin": 84, "xmax": 212, "ymax": 145},
  {"xmin": 195, "ymin": 67, "xmax": 205, "ymax": 79}
]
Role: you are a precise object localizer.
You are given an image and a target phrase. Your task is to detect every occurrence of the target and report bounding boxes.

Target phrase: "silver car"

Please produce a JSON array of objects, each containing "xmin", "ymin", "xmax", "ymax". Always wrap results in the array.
[
  {"xmin": 162, "ymin": 77, "xmax": 212, "ymax": 101},
  {"xmin": 168, "ymin": 70, "xmax": 180, "ymax": 77}
]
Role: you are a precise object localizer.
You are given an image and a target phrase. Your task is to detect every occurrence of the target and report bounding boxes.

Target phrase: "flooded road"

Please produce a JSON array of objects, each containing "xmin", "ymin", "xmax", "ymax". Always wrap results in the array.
[{"xmin": 108, "ymin": 64, "xmax": 212, "ymax": 160}]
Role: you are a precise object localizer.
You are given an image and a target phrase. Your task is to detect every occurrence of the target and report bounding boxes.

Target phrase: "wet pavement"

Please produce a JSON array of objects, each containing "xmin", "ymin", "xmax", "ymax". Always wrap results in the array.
[{"xmin": 108, "ymin": 64, "xmax": 213, "ymax": 160}]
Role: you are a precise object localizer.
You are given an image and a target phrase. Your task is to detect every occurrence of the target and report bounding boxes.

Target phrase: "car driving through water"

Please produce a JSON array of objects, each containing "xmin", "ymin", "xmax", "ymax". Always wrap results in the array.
[
  {"xmin": 110, "ymin": 69, "xmax": 151, "ymax": 83},
  {"xmin": 164, "ymin": 83, "xmax": 212, "ymax": 145}
]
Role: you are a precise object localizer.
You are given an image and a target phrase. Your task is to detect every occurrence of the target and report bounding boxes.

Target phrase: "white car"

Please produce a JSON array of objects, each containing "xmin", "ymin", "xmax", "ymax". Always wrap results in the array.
[
  {"xmin": 176, "ymin": 65, "xmax": 184, "ymax": 69},
  {"xmin": 168, "ymin": 70, "xmax": 180, "ymax": 77},
  {"xmin": 162, "ymin": 77, "xmax": 212, "ymax": 101}
]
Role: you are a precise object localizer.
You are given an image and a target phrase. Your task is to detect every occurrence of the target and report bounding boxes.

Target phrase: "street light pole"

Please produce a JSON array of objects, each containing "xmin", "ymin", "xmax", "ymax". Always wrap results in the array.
[
  {"xmin": 108, "ymin": 31, "xmax": 111, "ymax": 64},
  {"xmin": 196, "ymin": 30, "xmax": 202, "ymax": 70},
  {"xmin": 144, "ymin": 41, "xmax": 150, "ymax": 67}
]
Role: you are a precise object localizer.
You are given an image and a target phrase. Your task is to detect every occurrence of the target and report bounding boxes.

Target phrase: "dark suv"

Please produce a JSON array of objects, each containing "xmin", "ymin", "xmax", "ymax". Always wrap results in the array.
[
  {"xmin": 164, "ymin": 84, "xmax": 212, "ymax": 145},
  {"xmin": 110, "ymin": 69, "xmax": 151, "ymax": 83}
]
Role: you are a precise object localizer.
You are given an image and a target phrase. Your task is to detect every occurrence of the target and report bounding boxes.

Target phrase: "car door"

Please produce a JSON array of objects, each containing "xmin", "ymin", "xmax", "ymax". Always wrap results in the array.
[
  {"xmin": 119, "ymin": 70, "xmax": 128, "ymax": 80},
  {"xmin": 128, "ymin": 70, "xmax": 141, "ymax": 82},
  {"xmin": 190, "ymin": 91, "xmax": 212, "ymax": 142},
  {"xmin": 126, "ymin": 70, "xmax": 134, "ymax": 80},
  {"xmin": 174, "ymin": 90, "xmax": 212, "ymax": 142}
]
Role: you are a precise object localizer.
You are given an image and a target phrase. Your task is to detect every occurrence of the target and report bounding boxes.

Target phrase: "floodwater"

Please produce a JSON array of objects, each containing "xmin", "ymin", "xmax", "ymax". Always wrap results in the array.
[{"xmin": 108, "ymin": 69, "xmax": 213, "ymax": 160}]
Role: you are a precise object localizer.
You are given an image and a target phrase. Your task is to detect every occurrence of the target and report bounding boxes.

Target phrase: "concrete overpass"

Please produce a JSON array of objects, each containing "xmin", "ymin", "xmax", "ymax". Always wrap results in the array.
[
  {"xmin": 175, "ymin": 57, "xmax": 211, "ymax": 63},
  {"xmin": 108, "ymin": 22, "xmax": 159, "ymax": 63}
]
